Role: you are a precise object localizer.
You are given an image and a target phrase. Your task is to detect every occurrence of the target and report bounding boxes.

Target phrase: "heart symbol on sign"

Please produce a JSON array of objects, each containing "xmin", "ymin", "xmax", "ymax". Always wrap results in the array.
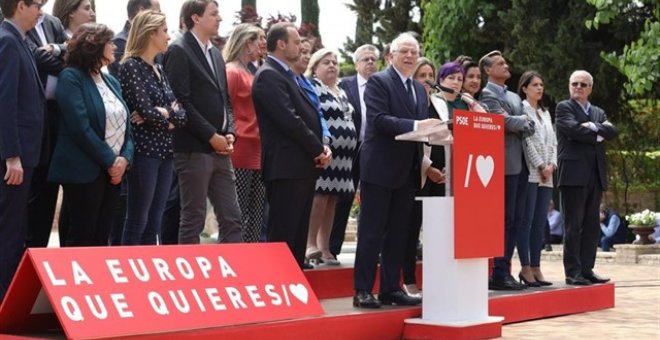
[
  {"xmin": 476, "ymin": 155, "xmax": 494, "ymax": 187},
  {"xmin": 289, "ymin": 284, "xmax": 309, "ymax": 304}
]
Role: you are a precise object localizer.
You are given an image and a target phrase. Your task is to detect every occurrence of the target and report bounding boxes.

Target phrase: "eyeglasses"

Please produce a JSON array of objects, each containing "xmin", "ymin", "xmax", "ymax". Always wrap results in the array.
[
  {"xmin": 570, "ymin": 82, "xmax": 590, "ymax": 88},
  {"xmin": 359, "ymin": 56, "xmax": 377, "ymax": 63},
  {"xmin": 393, "ymin": 48, "xmax": 419, "ymax": 56}
]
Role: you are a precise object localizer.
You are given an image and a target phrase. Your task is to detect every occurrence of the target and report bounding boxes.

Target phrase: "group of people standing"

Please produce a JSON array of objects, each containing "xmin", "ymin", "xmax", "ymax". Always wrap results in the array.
[{"xmin": 0, "ymin": 0, "xmax": 618, "ymax": 310}]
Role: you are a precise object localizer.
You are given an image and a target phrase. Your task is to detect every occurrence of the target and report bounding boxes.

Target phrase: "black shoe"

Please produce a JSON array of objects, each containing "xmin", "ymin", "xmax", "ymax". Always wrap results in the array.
[
  {"xmin": 518, "ymin": 273, "xmax": 541, "ymax": 287},
  {"xmin": 565, "ymin": 276, "xmax": 592, "ymax": 286},
  {"xmin": 353, "ymin": 290, "xmax": 381, "ymax": 309},
  {"xmin": 301, "ymin": 262, "xmax": 314, "ymax": 270},
  {"xmin": 489, "ymin": 275, "xmax": 525, "ymax": 291},
  {"xmin": 544, "ymin": 244, "xmax": 553, "ymax": 251},
  {"xmin": 533, "ymin": 275, "xmax": 553, "ymax": 286},
  {"xmin": 378, "ymin": 290, "xmax": 422, "ymax": 306},
  {"xmin": 583, "ymin": 272, "xmax": 610, "ymax": 284}
]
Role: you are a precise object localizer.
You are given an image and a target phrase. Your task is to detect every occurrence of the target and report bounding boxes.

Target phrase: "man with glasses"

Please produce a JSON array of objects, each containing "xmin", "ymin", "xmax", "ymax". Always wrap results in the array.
[
  {"xmin": 0, "ymin": 0, "xmax": 46, "ymax": 303},
  {"xmin": 352, "ymin": 33, "xmax": 440, "ymax": 308},
  {"xmin": 330, "ymin": 44, "xmax": 380, "ymax": 260},
  {"xmin": 479, "ymin": 50, "xmax": 535, "ymax": 291},
  {"xmin": 556, "ymin": 70, "xmax": 618, "ymax": 285}
]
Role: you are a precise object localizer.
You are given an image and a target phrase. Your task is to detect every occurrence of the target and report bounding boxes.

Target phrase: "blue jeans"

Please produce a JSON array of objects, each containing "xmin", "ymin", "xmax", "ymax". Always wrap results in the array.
[
  {"xmin": 518, "ymin": 183, "xmax": 553, "ymax": 266},
  {"xmin": 122, "ymin": 156, "xmax": 174, "ymax": 245},
  {"xmin": 492, "ymin": 169, "xmax": 529, "ymax": 279}
]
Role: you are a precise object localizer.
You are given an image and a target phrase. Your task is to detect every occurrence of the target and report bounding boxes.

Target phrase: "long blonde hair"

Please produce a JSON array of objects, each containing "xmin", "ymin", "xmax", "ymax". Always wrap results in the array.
[
  {"xmin": 223, "ymin": 23, "xmax": 262, "ymax": 63},
  {"xmin": 122, "ymin": 10, "xmax": 167, "ymax": 62}
]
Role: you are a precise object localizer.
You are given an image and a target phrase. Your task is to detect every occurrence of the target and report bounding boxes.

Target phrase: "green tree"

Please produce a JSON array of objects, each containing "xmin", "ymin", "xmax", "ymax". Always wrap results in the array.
[
  {"xmin": 241, "ymin": 0, "xmax": 256, "ymax": 9},
  {"xmin": 586, "ymin": 0, "xmax": 659, "ymax": 98},
  {"xmin": 341, "ymin": 0, "xmax": 380, "ymax": 62},
  {"xmin": 301, "ymin": 0, "xmax": 320, "ymax": 37}
]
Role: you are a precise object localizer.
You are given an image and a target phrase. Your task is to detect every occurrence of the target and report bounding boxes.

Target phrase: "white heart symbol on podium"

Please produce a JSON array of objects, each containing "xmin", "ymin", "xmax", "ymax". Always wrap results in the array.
[
  {"xmin": 476, "ymin": 155, "xmax": 494, "ymax": 187},
  {"xmin": 289, "ymin": 284, "xmax": 309, "ymax": 304}
]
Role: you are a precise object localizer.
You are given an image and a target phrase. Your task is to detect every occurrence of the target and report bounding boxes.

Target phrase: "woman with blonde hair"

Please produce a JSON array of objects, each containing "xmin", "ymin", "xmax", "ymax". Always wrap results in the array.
[
  {"xmin": 118, "ymin": 10, "xmax": 186, "ymax": 245},
  {"xmin": 52, "ymin": 0, "xmax": 95, "ymax": 38},
  {"xmin": 222, "ymin": 23, "xmax": 266, "ymax": 242},
  {"xmin": 305, "ymin": 48, "xmax": 358, "ymax": 266}
]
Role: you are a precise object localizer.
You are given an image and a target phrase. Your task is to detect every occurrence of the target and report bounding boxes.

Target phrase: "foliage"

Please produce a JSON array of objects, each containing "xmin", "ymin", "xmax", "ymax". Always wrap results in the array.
[
  {"xmin": 301, "ymin": 0, "xmax": 320, "ymax": 37},
  {"xmin": 234, "ymin": 5, "xmax": 262, "ymax": 26},
  {"xmin": 586, "ymin": 0, "xmax": 659, "ymax": 98},
  {"xmin": 341, "ymin": 0, "xmax": 422, "ymax": 65}
]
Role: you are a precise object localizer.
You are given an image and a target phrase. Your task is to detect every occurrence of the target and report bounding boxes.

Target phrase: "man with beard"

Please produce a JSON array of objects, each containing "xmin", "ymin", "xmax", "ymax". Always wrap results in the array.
[{"xmin": 252, "ymin": 22, "xmax": 331, "ymax": 268}]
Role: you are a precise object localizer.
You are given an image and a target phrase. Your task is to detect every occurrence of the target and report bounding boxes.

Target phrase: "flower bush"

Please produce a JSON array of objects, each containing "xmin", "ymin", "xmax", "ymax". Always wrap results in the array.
[{"xmin": 625, "ymin": 209, "xmax": 659, "ymax": 227}]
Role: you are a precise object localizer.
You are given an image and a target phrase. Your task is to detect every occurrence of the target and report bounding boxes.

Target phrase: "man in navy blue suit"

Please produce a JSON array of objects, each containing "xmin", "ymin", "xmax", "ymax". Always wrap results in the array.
[
  {"xmin": 330, "ymin": 44, "xmax": 380, "ymax": 258},
  {"xmin": 0, "ymin": 0, "xmax": 46, "ymax": 303},
  {"xmin": 352, "ymin": 33, "xmax": 440, "ymax": 308}
]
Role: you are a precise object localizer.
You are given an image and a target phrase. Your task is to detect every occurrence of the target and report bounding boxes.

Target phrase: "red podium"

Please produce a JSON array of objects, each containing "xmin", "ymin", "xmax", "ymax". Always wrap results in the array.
[{"xmin": 401, "ymin": 110, "xmax": 505, "ymax": 339}]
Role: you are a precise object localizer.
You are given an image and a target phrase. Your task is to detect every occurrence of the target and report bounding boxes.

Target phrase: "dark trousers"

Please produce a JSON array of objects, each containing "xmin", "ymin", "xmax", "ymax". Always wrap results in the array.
[
  {"xmin": 24, "ymin": 166, "xmax": 59, "ymax": 247},
  {"xmin": 0, "ymin": 166, "xmax": 34, "ymax": 303},
  {"xmin": 561, "ymin": 171, "xmax": 602, "ymax": 278},
  {"xmin": 122, "ymin": 156, "xmax": 173, "ymax": 245},
  {"xmin": 159, "ymin": 172, "xmax": 180, "ymax": 245},
  {"xmin": 108, "ymin": 179, "xmax": 127, "ymax": 245},
  {"xmin": 329, "ymin": 145, "xmax": 360, "ymax": 256},
  {"xmin": 61, "ymin": 174, "xmax": 120, "ymax": 247},
  {"xmin": 492, "ymin": 169, "xmax": 529, "ymax": 279},
  {"xmin": 25, "ymin": 100, "xmax": 59, "ymax": 248},
  {"xmin": 518, "ymin": 183, "xmax": 553, "ymax": 267},
  {"xmin": 265, "ymin": 178, "xmax": 316, "ymax": 267},
  {"xmin": 354, "ymin": 180, "xmax": 416, "ymax": 294}
]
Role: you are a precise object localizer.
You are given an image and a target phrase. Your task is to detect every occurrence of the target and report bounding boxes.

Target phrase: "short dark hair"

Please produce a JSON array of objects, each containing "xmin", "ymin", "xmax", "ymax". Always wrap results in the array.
[
  {"xmin": 1, "ymin": 0, "xmax": 37, "ymax": 18},
  {"xmin": 65, "ymin": 23, "xmax": 114, "ymax": 74},
  {"xmin": 266, "ymin": 22, "xmax": 294, "ymax": 53},
  {"xmin": 181, "ymin": 0, "xmax": 217, "ymax": 30},
  {"xmin": 127, "ymin": 0, "xmax": 153, "ymax": 20}
]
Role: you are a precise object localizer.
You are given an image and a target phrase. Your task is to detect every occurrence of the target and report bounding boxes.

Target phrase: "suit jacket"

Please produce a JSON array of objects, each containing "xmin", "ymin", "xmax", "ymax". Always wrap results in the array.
[
  {"xmin": 163, "ymin": 31, "xmax": 235, "ymax": 154},
  {"xmin": 0, "ymin": 21, "xmax": 45, "ymax": 167},
  {"xmin": 339, "ymin": 75, "xmax": 362, "ymax": 140},
  {"xmin": 555, "ymin": 99, "xmax": 617, "ymax": 190},
  {"xmin": 48, "ymin": 67, "xmax": 134, "ymax": 183},
  {"xmin": 25, "ymin": 14, "xmax": 68, "ymax": 86},
  {"xmin": 521, "ymin": 101, "xmax": 557, "ymax": 187},
  {"xmin": 108, "ymin": 20, "xmax": 129, "ymax": 78},
  {"xmin": 480, "ymin": 82, "xmax": 533, "ymax": 175},
  {"xmin": 360, "ymin": 66, "xmax": 428, "ymax": 189},
  {"xmin": 252, "ymin": 56, "xmax": 324, "ymax": 181}
]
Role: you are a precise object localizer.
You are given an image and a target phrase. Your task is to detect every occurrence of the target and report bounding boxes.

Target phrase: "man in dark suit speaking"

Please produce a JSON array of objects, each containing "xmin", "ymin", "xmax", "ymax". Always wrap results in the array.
[
  {"xmin": 556, "ymin": 70, "xmax": 617, "ymax": 285},
  {"xmin": 252, "ymin": 22, "xmax": 331, "ymax": 268},
  {"xmin": 352, "ymin": 33, "xmax": 440, "ymax": 308},
  {"xmin": 0, "ymin": 0, "xmax": 45, "ymax": 303}
]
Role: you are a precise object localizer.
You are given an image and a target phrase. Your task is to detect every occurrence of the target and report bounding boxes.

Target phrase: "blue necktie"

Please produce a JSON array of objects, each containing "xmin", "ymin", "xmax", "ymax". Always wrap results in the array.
[{"xmin": 406, "ymin": 79, "xmax": 416, "ymax": 105}]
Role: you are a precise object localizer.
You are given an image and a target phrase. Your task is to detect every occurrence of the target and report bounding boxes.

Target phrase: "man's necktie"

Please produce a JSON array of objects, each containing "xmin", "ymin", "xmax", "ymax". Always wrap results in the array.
[{"xmin": 406, "ymin": 78, "xmax": 416, "ymax": 105}]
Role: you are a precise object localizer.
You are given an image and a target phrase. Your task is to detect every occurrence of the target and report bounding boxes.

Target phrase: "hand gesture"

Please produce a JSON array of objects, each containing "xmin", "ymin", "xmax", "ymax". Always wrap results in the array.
[{"xmin": 4, "ymin": 157, "xmax": 23, "ymax": 185}]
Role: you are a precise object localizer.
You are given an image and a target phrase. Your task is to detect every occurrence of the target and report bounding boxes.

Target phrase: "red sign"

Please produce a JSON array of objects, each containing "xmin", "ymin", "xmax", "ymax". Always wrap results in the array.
[
  {"xmin": 453, "ymin": 110, "xmax": 504, "ymax": 259},
  {"xmin": 0, "ymin": 244, "xmax": 323, "ymax": 339}
]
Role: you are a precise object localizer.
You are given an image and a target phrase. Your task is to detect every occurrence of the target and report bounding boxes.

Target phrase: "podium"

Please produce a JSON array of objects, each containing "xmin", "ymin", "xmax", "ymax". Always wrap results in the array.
[{"xmin": 399, "ymin": 110, "xmax": 505, "ymax": 339}]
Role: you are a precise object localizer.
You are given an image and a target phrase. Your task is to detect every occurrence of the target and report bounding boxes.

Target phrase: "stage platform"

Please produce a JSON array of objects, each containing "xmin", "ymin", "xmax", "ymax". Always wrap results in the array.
[{"xmin": 1, "ymin": 263, "xmax": 615, "ymax": 340}]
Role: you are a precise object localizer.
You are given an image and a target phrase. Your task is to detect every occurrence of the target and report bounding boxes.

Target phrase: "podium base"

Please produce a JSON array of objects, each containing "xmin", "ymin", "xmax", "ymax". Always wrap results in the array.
[{"xmin": 403, "ymin": 316, "xmax": 504, "ymax": 340}]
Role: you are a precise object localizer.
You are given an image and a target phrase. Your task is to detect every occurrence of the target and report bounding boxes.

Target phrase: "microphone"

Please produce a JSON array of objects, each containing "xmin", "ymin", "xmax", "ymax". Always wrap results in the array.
[{"xmin": 425, "ymin": 80, "xmax": 456, "ymax": 94}]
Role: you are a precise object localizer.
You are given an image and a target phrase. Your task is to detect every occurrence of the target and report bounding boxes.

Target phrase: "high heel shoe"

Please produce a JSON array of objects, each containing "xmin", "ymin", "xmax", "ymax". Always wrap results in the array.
[
  {"xmin": 518, "ymin": 273, "xmax": 541, "ymax": 287},
  {"xmin": 533, "ymin": 275, "xmax": 553, "ymax": 286}
]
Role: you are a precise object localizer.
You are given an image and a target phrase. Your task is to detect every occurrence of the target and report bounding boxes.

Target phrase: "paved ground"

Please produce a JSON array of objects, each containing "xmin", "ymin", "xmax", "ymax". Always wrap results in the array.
[{"xmin": 335, "ymin": 243, "xmax": 660, "ymax": 339}]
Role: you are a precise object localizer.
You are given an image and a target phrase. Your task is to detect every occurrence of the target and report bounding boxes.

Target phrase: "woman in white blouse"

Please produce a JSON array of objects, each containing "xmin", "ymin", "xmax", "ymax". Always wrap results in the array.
[
  {"xmin": 49, "ymin": 23, "xmax": 134, "ymax": 246},
  {"xmin": 517, "ymin": 71, "xmax": 557, "ymax": 286}
]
